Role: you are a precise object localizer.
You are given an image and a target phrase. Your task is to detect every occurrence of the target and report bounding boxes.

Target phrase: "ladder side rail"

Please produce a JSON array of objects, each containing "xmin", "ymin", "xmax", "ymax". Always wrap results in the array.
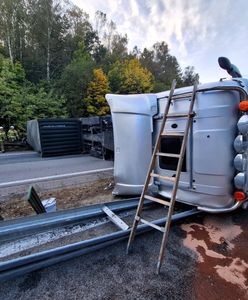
[
  {"xmin": 189, "ymin": 118, "xmax": 194, "ymax": 189},
  {"xmin": 156, "ymin": 81, "xmax": 198, "ymax": 274},
  {"xmin": 126, "ymin": 79, "xmax": 177, "ymax": 253}
]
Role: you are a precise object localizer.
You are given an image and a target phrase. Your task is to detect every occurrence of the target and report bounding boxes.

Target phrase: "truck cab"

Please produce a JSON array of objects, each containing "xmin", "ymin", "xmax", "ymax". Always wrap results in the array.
[{"xmin": 106, "ymin": 78, "xmax": 248, "ymax": 213}]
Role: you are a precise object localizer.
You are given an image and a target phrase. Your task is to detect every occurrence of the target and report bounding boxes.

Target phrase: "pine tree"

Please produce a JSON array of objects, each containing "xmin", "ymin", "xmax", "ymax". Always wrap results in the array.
[{"xmin": 84, "ymin": 68, "xmax": 110, "ymax": 116}]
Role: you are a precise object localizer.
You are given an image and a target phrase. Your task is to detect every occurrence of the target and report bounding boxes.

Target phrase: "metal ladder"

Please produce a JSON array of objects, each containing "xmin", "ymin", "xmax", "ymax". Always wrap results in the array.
[{"xmin": 126, "ymin": 79, "xmax": 198, "ymax": 274}]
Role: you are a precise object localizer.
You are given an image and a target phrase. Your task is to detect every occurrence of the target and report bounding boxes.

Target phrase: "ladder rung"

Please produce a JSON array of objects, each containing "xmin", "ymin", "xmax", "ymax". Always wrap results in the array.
[
  {"xmin": 150, "ymin": 173, "xmax": 176, "ymax": 182},
  {"xmin": 144, "ymin": 195, "xmax": 170, "ymax": 206},
  {"xmin": 162, "ymin": 132, "xmax": 184, "ymax": 137},
  {"xmin": 156, "ymin": 152, "xmax": 180, "ymax": 158},
  {"xmin": 166, "ymin": 113, "xmax": 194, "ymax": 118},
  {"xmin": 136, "ymin": 216, "xmax": 165, "ymax": 232}
]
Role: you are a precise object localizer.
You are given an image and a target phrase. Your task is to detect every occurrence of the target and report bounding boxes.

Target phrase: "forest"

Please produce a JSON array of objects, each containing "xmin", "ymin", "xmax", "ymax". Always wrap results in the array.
[{"xmin": 0, "ymin": 0, "xmax": 199, "ymax": 134}]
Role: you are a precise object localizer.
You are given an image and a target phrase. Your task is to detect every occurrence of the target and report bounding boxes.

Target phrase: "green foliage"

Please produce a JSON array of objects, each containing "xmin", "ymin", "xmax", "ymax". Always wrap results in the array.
[
  {"xmin": 153, "ymin": 80, "xmax": 166, "ymax": 93},
  {"xmin": 181, "ymin": 66, "xmax": 199, "ymax": 86},
  {"xmin": 0, "ymin": 55, "xmax": 66, "ymax": 134},
  {"xmin": 0, "ymin": 1, "xmax": 200, "ymax": 125},
  {"xmin": 140, "ymin": 42, "xmax": 182, "ymax": 91},
  {"xmin": 108, "ymin": 59, "xmax": 154, "ymax": 94},
  {"xmin": 22, "ymin": 85, "xmax": 67, "ymax": 126},
  {"xmin": 139, "ymin": 42, "xmax": 200, "ymax": 91},
  {"xmin": 60, "ymin": 42, "xmax": 95, "ymax": 117},
  {"xmin": 84, "ymin": 68, "xmax": 110, "ymax": 116}
]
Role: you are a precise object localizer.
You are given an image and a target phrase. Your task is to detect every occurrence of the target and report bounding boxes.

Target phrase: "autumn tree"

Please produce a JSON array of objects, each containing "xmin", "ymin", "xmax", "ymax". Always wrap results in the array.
[
  {"xmin": 84, "ymin": 68, "xmax": 110, "ymax": 116},
  {"xmin": 108, "ymin": 59, "xmax": 154, "ymax": 94}
]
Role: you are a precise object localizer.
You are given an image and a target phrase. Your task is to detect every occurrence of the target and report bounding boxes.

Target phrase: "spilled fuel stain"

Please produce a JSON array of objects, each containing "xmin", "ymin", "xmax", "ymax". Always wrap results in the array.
[{"xmin": 181, "ymin": 213, "xmax": 248, "ymax": 299}]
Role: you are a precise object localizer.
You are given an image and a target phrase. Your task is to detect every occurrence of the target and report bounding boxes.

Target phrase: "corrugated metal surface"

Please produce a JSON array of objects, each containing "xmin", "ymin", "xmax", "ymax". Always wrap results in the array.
[{"xmin": 38, "ymin": 119, "xmax": 82, "ymax": 157}]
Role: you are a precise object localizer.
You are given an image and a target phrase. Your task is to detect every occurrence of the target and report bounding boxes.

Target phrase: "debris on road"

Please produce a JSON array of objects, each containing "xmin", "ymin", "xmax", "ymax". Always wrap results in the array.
[{"xmin": 26, "ymin": 186, "xmax": 46, "ymax": 214}]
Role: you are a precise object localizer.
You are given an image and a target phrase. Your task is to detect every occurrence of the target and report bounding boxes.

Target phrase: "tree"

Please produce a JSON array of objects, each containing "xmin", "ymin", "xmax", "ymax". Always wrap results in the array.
[
  {"xmin": 0, "ymin": 54, "xmax": 26, "ymax": 129},
  {"xmin": 64, "ymin": 5, "xmax": 100, "ymax": 56},
  {"xmin": 181, "ymin": 66, "xmax": 199, "ymax": 86},
  {"xmin": 84, "ymin": 68, "xmax": 110, "ymax": 116},
  {"xmin": 130, "ymin": 46, "xmax": 141, "ymax": 59},
  {"xmin": 140, "ymin": 42, "xmax": 182, "ymax": 91},
  {"xmin": 0, "ymin": 0, "xmax": 27, "ymax": 64},
  {"xmin": 0, "ymin": 2, "xmax": 200, "ymax": 124},
  {"xmin": 22, "ymin": 85, "xmax": 67, "ymax": 128},
  {"xmin": 108, "ymin": 59, "xmax": 154, "ymax": 94},
  {"xmin": 0, "ymin": 55, "xmax": 66, "ymax": 133},
  {"xmin": 24, "ymin": 0, "xmax": 68, "ymax": 82},
  {"xmin": 94, "ymin": 11, "xmax": 128, "ymax": 61},
  {"xmin": 94, "ymin": 10, "xmax": 107, "ymax": 38},
  {"xmin": 59, "ymin": 43, "xmax": 95, "ymax": 117}
]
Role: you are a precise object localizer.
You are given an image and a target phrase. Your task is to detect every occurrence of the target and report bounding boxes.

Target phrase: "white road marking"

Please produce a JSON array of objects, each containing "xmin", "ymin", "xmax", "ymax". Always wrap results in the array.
[{"xmin": 0, "ymin": 167, "xmax": 114, "ymax": 188}]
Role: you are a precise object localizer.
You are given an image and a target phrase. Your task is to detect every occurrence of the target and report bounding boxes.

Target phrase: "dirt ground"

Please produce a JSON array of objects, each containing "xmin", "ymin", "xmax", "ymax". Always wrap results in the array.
[{"xmin": 0, "ymin": 178, "xmax": 117, "ymax": 221}]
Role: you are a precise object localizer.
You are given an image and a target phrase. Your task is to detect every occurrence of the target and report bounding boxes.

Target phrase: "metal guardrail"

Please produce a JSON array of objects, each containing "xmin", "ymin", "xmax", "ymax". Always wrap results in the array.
[
  {"xmin": 0, "ymin": 208, "xmax": 200, "ymax": 281},
  {"xmin": 0, "ymin": 197, "xmax": 143, "ymax": 242}
]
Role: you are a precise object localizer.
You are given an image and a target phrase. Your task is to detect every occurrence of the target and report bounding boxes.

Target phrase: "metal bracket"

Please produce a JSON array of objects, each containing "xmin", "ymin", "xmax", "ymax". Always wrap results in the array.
[{"xmin": 102, "ymin": 206, "xmax": 129, "ymax": 231}]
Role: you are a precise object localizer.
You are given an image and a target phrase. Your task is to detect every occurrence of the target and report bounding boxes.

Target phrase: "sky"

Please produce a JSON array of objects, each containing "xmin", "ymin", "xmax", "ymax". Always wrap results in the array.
[{"xmin": 72, "ymin": 0, "xmax": 248, "ymax": 83}]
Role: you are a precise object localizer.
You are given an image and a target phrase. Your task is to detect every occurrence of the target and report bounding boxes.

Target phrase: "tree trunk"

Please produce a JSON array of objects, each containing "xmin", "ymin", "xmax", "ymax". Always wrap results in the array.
[
  {"xmin": 46, "ymin": 26, "xmax": 50, "ymax": 81},
  {"xmin": 19, "ymin": 35, "xmax": 23, "ymax": 62},
  {"xmin": 7, "ymin": 29, "xmax": 13, "ymax": 64}
]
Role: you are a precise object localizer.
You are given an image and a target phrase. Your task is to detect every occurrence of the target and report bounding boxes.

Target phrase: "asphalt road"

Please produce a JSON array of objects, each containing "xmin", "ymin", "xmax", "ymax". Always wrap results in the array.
[
  {"xmin": 0, "ymin": 152, "xmax": 114, "ymax": 199},
  {"xmin": 0, "ymin": 152, "xmax": 113, "ymax": 183}
]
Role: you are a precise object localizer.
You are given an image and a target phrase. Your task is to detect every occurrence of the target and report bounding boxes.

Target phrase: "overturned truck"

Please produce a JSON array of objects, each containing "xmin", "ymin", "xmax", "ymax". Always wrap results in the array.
[
  {"xmin": 80, "ymin": 116, "xmax": 114, "ymax": 159},
  {"xmin": 106, "ymin": 59, "xmax": 248, "ymax": 213}
]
